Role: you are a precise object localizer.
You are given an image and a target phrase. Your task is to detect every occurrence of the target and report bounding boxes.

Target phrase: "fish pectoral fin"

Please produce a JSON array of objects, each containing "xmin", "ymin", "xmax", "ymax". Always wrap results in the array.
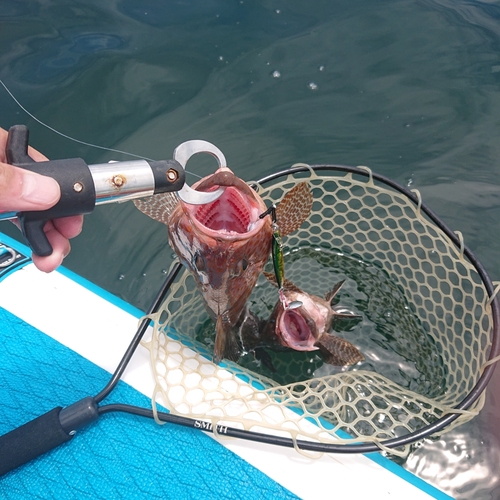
[
  {"xmin": 133, "ymin": 193, "xmax": 179, "ymax": 225},
  {"xmin": 275, "ymin": 182, "xmax": 313, "ymax": 237},
  {"xmin": 324, "ymin": 280, "xmax": 346, "ymax": 303},
  {"xmin": 238, "ymin": 308, "xmax": 263, "ymax": 351},
  {"xmin": 213, "ymin": 315, "xmax": 240, "ymax": 364},
  {"xmin": 315, "ymin": 334, "xmax": 364, "ymax": 366},
  {"xmin": 263, "ymin": 272, "xmax": 304, "ymax": 294}
]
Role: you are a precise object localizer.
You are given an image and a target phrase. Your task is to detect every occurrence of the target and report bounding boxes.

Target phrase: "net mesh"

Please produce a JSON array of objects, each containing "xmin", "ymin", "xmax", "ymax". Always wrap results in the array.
[{"xmin": 142, "ymin": 166, "xmax": 493, "ymax": 456}]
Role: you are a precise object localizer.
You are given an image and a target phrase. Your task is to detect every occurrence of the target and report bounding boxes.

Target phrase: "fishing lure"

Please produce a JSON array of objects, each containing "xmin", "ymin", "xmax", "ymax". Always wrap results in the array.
[{"xmin": 259, "ymin": 204, "xmax": 302, "ymax": 310}]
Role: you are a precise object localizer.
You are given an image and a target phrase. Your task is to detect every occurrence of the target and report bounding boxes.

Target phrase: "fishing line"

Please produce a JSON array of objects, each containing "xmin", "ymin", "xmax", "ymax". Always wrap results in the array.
[{"xmin": 0, "ymin": 79, "xmax": 202, "ymax": 179}]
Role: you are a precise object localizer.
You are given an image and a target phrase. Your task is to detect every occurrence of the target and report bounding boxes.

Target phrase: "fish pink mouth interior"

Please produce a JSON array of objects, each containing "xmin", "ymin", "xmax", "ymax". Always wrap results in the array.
[
  {"xmin": 194, "ymin": 186, "xmax": 253, "ymax": 233},
  {"xmin": 281, "ymin": 309, "xmax": 315, "ymax": 349}
]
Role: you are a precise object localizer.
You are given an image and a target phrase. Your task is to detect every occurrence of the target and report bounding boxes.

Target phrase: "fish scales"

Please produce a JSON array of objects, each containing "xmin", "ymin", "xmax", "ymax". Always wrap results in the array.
[
  {"xmin": 135, "ymin": 170, "xmax": 312, "ymax": 364},
  {"xmin": 257, "ymin": 272, "xmax": 364, "ymax": 366}
]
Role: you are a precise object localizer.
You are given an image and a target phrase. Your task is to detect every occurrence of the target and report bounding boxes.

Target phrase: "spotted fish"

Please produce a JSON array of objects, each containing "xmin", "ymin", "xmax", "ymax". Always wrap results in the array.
[
  {"xmin": 134, "ymin": 169, "xmax": 312, "ymax": 364},
  {"xmin": 258, "ymin": 273, "xmax": 364, "ymax": 366}
]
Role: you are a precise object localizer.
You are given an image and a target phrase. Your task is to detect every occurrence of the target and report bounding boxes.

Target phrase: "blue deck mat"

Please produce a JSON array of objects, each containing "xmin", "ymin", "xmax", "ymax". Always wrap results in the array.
[{"xmin": 0, "ymin": 307, "xmax": 297, "ymax": 499}]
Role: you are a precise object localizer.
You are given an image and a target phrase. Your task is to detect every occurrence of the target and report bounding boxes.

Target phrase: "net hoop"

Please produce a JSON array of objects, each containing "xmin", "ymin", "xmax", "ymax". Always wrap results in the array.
[
  {"xmin": 252, "ymin": 164, "xmax": 500, "ymax": 451},
  {"xmin": 146, "ymin": 164, "xmax": 500, "ymax": 454}
]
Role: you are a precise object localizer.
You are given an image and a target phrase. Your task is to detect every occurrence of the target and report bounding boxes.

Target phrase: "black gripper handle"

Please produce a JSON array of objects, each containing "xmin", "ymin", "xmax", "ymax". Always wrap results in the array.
[
  {"xmin": 6, "ymin": 125, "xmax": 96, "ymax": 257},
  {"xmin": 0, "ymin": 407, "xmax": 73, "ymax": 476}
]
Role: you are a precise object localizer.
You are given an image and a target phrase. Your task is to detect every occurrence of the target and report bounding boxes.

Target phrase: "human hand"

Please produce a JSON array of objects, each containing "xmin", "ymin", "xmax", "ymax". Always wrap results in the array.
[{"xmin": 0, "ymin": 127, "xmax": 83, "ymax": 272}]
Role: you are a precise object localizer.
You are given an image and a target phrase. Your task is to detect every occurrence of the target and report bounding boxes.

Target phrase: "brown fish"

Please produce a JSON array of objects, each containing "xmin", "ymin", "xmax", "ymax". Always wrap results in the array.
[
  {"xmin": 135, "ymin": 164, "xmax": 312, "ymax": 364},
  {"xmin": 261, "ymin": 273, "xmax": 364, "ymax": 365}
]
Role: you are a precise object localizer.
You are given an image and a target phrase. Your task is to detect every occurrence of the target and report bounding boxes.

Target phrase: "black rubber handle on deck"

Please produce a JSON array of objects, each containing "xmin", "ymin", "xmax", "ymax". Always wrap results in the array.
[{"xmin": 0, "ymin": 407, "xmax": 73, "ymax": 476}]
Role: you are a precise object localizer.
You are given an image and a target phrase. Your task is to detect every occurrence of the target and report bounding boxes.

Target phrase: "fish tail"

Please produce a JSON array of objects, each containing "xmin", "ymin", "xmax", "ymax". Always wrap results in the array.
[
  {"xmin": 315, "ymin": 334, "xmax": 364, "ymax": 366},
  {"xmin": 275, "ymin": 182, "xmax": 313, "ymax": 237},
  {"xmin": 213, "ymin": 315, "xmax": 240, "ymax": 364}
]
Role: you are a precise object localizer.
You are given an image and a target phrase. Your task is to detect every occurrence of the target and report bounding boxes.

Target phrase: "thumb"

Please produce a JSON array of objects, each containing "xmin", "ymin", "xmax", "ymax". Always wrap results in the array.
[{"xmin": 0, "ymin": 162, "xmax": 60, "ymax": 212}]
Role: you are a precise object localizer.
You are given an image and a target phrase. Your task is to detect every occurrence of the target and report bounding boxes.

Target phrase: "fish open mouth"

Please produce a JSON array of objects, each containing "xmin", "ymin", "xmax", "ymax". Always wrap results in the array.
[
  {"xmin": 194, "ymin": 186, "xmax": 255, "ymax": 234},
  {"xmin": 280, "ymin": 309, "xmax": 316, "ymax": 350}
]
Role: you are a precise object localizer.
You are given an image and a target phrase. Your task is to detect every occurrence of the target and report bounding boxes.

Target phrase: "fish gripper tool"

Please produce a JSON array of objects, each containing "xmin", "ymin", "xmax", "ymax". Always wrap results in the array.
[{"xmin": 1, "ymin": 125, "xmax": 223, "ymax": 256}]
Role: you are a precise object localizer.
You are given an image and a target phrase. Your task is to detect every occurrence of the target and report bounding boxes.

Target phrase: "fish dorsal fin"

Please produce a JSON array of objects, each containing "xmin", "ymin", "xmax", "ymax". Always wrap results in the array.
[
  {"xmin": 324, "ymin": 279, "xmax": 346, "ymax": 303},
  {"xmin": 275, "ymin": 182, "xmax": 313, "ymax": 237},
  {"xmin": 263, "ymin": 272, "xmax": 303, "ymax": 294},
  {"xmin": 133, "ymin": 193, "xmax": 179, "ymax": 226}
]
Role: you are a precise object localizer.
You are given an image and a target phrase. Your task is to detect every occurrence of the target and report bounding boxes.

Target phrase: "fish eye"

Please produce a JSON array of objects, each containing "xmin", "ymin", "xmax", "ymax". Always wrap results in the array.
[{"xmin": 231, "ymin": 258, "xmax": 249, "ymax": 277}]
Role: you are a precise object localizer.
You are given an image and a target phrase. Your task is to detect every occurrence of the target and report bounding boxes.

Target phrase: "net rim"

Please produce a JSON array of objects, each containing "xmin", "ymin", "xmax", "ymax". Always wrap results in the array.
[
  {"xmin": 152, "ymin": 164, "xmax": 500, "ymax": 454},
  {"xmin": 250, "ymin": 163, "xmax": 500, "ymax": 452}
]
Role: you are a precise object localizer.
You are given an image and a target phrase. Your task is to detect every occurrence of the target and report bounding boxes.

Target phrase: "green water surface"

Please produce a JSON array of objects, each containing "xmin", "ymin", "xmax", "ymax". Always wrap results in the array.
[{"xmin": 2, "ymin": 1, "xmax": 500, "ymax": 498}]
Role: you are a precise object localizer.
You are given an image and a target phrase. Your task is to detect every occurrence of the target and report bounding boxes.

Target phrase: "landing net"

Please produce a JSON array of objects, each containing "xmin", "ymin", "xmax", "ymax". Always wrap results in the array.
[{"xmin": 142, "ymin": 165, "xmax": 499, "ymax": 456}]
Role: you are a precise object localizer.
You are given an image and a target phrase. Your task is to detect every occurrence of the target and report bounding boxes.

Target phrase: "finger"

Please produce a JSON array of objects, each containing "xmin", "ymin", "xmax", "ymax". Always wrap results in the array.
[
  {"xmin": 0, "ymin": 162, "xmax": 60, "ymax": 212},
  {"xmin": 27, "ymin": 146, "xmax": 48, "ymax": 163},
  {"xmin": 0, "ymin": 128, "xmax": 7, "ymax": 163},
  {"xmin": 0, "ymin": 127, "xmax": 48, "ymax": 163},
  {"xmin": 31, "ymin": 221, "xmax": 71, "ymax": 273},
  {"xmin": 52, "ymin": 215, "xmax": 84, "ymax": 239}
]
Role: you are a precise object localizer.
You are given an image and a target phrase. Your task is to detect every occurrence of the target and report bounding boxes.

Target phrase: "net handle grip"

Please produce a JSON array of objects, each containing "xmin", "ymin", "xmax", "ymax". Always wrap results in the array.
[
  {"xmin": 0, "ymin": 398, "xmax": 99, "ymax": 476},
  {"xmin": 0, "ymin": 407, "xmax": 72, "ymax": 476}
]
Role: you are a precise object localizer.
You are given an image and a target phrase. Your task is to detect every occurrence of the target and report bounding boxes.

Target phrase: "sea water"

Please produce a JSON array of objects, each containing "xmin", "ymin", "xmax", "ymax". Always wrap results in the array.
[{"xmin": 2, "ymin": 0, "xmax": 500, "ymax": 497}]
